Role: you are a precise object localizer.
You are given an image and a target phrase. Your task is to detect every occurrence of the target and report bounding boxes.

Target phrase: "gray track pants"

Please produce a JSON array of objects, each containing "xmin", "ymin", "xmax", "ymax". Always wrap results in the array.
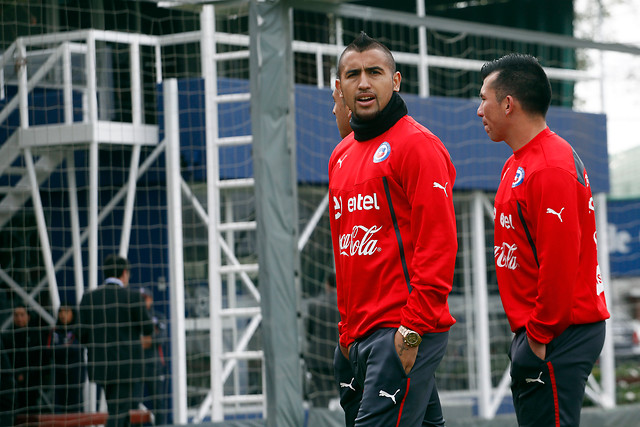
[
  {"xmin": 334, "ymin": 328, "xmax": 449, "ymax": 427},
  {"xmin": 509, "ymin": 321, "xmax": 606, "ymax": 427}
]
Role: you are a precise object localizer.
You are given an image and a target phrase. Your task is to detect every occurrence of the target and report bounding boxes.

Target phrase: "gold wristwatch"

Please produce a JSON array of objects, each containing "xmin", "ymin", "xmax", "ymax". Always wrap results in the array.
[{"xmin": 398, "ymin": 325, "xmax": 422, "ymax": 347}]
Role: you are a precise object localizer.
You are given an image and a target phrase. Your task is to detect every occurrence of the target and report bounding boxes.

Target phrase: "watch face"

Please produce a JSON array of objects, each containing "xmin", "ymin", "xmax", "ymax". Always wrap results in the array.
[{"xmin": 406, "ymin": 332, "xmax": 421, "ymax": 346}]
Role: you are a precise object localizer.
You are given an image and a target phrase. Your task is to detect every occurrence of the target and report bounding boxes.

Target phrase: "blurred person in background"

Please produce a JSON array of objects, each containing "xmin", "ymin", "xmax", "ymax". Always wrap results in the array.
[
  {"xmin": 1, "ymin": 303, "xmax": 50, "ymax": 419},
  {"xmin": 304, "ymin": 272, "xmax": 340, "ymax": 407},
  {"xmin": 48, "ymin": 304, "xmax": 86, "ymax": 413},
  {"xmin": 79, "ymin": 255, "xmax": 153, "ymax": 427},
  {"xmin": 139, "ymin": 287, "xmax": 170, "ymax": 426},
  {"xmin": 0, "ymin": 336, "xmax": 15, "ymax": 421}
]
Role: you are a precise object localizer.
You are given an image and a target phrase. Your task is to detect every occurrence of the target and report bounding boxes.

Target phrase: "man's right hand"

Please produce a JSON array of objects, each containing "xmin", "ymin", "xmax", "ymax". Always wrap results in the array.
[{"xmin": 527, "ymin": 334, "xmax": 546, "ymax": 360}]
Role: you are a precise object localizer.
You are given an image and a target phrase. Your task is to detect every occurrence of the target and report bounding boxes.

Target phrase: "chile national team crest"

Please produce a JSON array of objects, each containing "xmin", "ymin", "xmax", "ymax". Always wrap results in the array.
[
  {"xmin": 373, "ymin": 142, "xmax": 391, "ymax": 163},
  {"xmin": 512, "ymin": 167, "xmax": 525, "ymax": 188}
]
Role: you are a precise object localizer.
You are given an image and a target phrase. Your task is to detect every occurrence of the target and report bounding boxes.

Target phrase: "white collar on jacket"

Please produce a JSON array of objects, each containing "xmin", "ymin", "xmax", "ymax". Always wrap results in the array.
[{"xmin": 105, "ymin": 277, "xmax": 124, "ymax": 287}]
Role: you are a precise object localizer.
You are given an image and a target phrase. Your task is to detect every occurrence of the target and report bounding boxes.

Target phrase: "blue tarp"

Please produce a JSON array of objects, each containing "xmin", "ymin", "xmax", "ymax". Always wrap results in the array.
[
  {"xmin": 607, "ymin": 199, "xmax": 640, "ymax": 277},
  {"xmin": 2, "ymin": 79, "xmax": 609, "ymax": 193},
  {"xmin": 161, "ymin": 78, "xmax": 609, "ymax": 192},
  {"xmin": 297, "ymin": 85, "xmax": 609, "ymax": 192}
]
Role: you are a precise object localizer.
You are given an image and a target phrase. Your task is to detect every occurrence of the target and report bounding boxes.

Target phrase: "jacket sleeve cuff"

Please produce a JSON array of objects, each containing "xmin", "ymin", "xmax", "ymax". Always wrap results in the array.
[{"xmin": 526, "ymin": 321, "xmax": 554, "ymax": 345}]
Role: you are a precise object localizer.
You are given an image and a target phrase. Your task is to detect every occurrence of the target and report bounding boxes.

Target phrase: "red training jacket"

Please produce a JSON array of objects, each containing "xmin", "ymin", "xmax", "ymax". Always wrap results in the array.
[
  {"xmin": 328, "ymin": 115, "xmax": 457, "ymax": 349},
  {"xmin": 493, "ymin": 127, "xmax": 609, "ymax": 344}
]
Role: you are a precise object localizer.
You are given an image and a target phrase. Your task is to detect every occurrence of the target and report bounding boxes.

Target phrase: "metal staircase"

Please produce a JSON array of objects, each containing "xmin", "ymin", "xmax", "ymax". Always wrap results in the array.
[
  {"xmin": 192, "ymin": 5, "xmax": 264, "ymax": 421},
  {"xmin": 0, "ymin": 134, "xmax": 65, "ymax": 230},
  {"xmin": 0, "ymin": 32, "xmax": 159, "ymax": 322},
  {"xmin": 1, "ymin": 10, "xmax": 265, "ymax": 421}
]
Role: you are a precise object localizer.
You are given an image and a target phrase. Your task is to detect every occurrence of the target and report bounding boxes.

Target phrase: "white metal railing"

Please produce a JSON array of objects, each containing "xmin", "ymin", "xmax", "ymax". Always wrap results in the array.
[
  {"xmin": 0, "ymin": 19, "xmax": 608, "ymax": 130},
  {"xmin": 0, "ymin": 24, "xmax": 265, "ymax": 423},
  {"xmin": 2, "ymin": 2, "xmax": 634, "ymax": 422}
]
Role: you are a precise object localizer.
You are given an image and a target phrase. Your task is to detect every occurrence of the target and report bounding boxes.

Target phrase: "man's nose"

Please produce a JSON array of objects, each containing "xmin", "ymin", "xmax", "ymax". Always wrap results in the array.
[{"xmin": 358, "ymin": 74, "xmax": 371, "ymax": 89}]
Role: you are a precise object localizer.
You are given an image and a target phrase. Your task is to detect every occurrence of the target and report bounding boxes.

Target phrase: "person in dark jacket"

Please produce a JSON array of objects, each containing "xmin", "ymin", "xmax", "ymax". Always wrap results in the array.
[
  {"xmin": 78, "ymin": 255, "xmax": 153, "ymax": 427},
  {"xmin": 0, "ymin": 336, "xmax": 16, "ymax": 423},
  {"xmin": 48, "ymin": 304, "xmax": 86, "ymax": 413},
  {"xmin": 1, "ymin": 304, "xmax": 50, "ymax": 419},
  {"xmin": 139, "ymin": 287, "xmax": 170, "ymax": 425},
  {"xmin": 304, "ymin": 272, "xmax": 340, "ymax": 407}
]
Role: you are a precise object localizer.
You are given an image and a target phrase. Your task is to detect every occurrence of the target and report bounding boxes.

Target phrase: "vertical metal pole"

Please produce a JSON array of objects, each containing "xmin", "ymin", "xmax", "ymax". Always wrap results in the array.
[
  {"xmin": 225, "ymin": 198, "xmax": 241, "ymax": 405},
  {"xmin": 24, "ymin": 148, "xmax": 60, "ymax": 313},
  {"xmin": 250, "ymin": 1, "xmax": 304, "ymax": 425},
  {"xmin": 201, "ymin": 5, "xmax": 225, "ymax": 421},
  {"xmin": 164, "ymin": 78, "xmax": 188, "ymax": 424},
  {"xmin": 596, "ymin": 0, "xmax": 606, "ymax": 115},
  {"xmin": 63, "ymin": 42, "xmax": 73, "ymax": 124},
  {"xmin": 130, "ymin": 41, "xmax": 142, "ymax": 125},
  {"xmin": 84, "ymin": 34, "xmax": 99, "ymax": 412},
  {"xmin": 86, "ymin": 31, "xmax": 99, "ymax": 292},
  {"xmin": 66, "ymin": 152, "xmax": 85, "ymax": 302},
  {"xmin": 330, "ymin": 17, "xmax": 344, "ymax": 84},
  {"xmin": 155, "ymin": 44, "xmax": 163, "ymax": 84},
  {"xmin": 88, "ymin": 143, "xmax": 99, "ymax": 289},
  {"xmin": 595, "ymin": 192, "xmax": 616, "ymax": 408},
  {"xmin": 17, "ymin": 40, "xmax": 28, "ymax": 129},
  {"xmin": 0, "ymin": 49, "xmax": 5, "ymax": 99},
  {"xmin": 472, "ymin": 191, "xmax": 492, "ymax": 418},
  {"xmin": 416, "ymin": 0, "xmax": 430, "ymax": 98},
  {"xmin": 316, "ymin": 49, "xmax": 324, "ymax": 89},
  {"xmin": 336, "ymin": 17, "xmax": 344, "ymax": 56},
  {"xmin": 461, "ymin": 198, "xmax": 477, "ymax": 390},
  {"xmin": 86, "ymin": 31, "xmax": 98, "ymax": 124}
]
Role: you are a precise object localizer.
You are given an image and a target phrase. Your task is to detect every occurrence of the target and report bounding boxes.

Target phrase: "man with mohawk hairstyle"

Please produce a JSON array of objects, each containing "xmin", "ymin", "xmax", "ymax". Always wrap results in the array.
[{"xmin": 328, "ymin": 32, "xmax": 458, "ymax": 427}]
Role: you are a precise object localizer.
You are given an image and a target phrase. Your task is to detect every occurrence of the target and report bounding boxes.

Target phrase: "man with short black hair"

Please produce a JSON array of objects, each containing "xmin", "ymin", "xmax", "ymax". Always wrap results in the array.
[
  {"xmin": 478, "ymin": 53, "xmax": 610, "ymax": 426},
  {"xmin": 79, "ymin": 255, "xmax": 153, "ymax": 427},
  {"xmin": 329, "ymin": 32, "xmax": 457, "ymax": 427}
]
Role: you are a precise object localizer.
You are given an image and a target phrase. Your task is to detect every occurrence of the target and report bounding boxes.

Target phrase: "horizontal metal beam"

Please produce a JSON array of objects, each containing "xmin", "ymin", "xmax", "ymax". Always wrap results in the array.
[
  {"xmin": 218, "ymin": 135, "xmax": 253, "ymax": 146},
  {"xmin": 214, "ymin": 50, "xmax": 250, "ymax": 61},
  {"xmin": 17, "ymin": 29, "xmax": 159, "ymax": 48},
  {"xmin": 218, "ymin": 221, "xmax": 257, "ymax": 232},
  {"xmin": 216, "ymin": 93, "xmax": 251, "ymax": 103},
  {"xmin": 17, "ymin": 123, "xmax": 159, "ymax": 147},
  {"xmin": 221, "ymin": 394, "xmax": 265, "ymax": 405},
  {"xmin": 220, "ymin": 307, "xmax": 261, "ymax": 317},
  {"xmin": 221, "ymin": 350, "xmax": 263, "ymax": 360},
  {"xmin": 217, "ymin": 178, "xmax": 255, "ymax": 189},
  {"xmin": 219, "ymin": 263, "xmax": 259, "ymax": 274},
  {"xmin": 297, "ymin": 0, "xmax": 640, "ymax": 56}
]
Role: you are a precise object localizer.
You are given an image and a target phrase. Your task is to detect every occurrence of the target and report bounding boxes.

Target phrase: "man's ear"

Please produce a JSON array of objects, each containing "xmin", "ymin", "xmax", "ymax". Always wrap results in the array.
[
  {"xmin": 393, "ymin": 71, "xmax": 401, "ymax": 92},
  {"xmin": 504, "ymin": 95, "xmax": 514, "ymax": 115},
  {"xmin": 335, "ymin": 79, "xmax": 342, "ymax": 97}
]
